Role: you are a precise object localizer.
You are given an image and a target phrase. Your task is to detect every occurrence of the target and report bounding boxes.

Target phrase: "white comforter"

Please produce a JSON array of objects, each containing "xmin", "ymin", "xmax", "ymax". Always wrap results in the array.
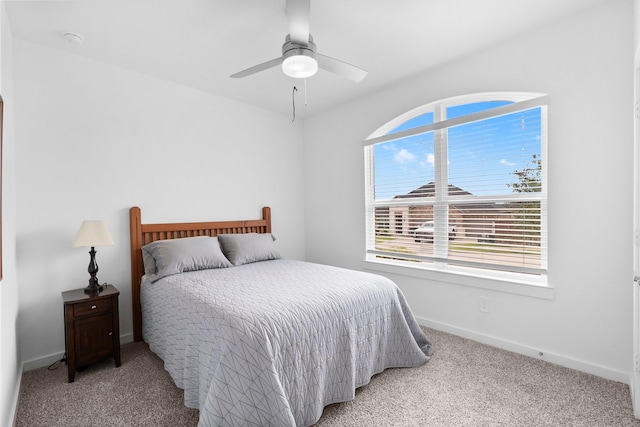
[{"xmin": 141, "ymin": 259, "xmax": 431, "ymax": 426}]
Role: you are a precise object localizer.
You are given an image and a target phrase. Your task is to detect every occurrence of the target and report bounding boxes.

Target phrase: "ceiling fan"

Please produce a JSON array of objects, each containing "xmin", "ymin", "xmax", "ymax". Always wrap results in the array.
[{"xmin": 230, "ymin": 0, "xmax": 367, "ymax": 83}]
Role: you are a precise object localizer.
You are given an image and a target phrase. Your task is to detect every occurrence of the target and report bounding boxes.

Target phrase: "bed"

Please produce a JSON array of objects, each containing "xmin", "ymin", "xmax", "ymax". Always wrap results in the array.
[{"xmin": 129, "ymin": 206, "xmax": 432, "ymax": 426}]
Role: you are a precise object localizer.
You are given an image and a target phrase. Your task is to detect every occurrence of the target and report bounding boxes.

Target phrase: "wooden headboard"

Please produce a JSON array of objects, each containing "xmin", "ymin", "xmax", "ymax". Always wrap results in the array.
[{"xmin": 129, "ymin": 206, "xmax": 272, "ymax": 342}]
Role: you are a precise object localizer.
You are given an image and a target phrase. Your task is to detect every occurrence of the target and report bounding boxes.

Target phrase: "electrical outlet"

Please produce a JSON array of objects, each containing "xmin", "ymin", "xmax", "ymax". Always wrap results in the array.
[{"xmin": 478, "ymin": 297, "xmax": 491, "ymax": 313}]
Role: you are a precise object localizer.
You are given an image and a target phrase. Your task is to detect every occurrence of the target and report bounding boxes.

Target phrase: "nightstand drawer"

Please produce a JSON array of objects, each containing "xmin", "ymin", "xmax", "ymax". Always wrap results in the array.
[{"xmin": 73, "ymin": 298, "xmax": 112, "ymax": 318}]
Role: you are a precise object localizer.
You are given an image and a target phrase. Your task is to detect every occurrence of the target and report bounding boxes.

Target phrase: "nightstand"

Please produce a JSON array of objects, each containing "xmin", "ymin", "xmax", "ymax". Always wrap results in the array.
[{"xmin": 62, "ymin": 284, "xmax": 121, "ymax": 382}]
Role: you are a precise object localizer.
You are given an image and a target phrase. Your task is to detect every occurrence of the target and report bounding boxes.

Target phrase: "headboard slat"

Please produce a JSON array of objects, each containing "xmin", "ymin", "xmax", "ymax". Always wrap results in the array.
[{"xmin": 129, "ymin": 206, "xmax": 272, "ymax": 342}]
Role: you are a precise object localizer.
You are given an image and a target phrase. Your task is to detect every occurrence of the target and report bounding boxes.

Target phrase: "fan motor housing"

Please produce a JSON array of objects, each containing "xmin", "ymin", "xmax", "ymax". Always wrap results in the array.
[{"xmin": 282, "ymin": 34, "xmax": 317, "ymax": 61}]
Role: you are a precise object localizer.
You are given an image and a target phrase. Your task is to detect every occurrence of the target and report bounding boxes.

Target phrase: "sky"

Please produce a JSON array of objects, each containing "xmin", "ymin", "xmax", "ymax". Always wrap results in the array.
[{"xmin": 373, "ymin": 101, "xmax": 542, "ymax": 200}]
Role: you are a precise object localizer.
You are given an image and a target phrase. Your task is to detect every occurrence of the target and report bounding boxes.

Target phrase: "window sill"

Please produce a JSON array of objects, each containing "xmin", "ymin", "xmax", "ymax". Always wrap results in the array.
[{"xmin": 362, "ymin": 258, "xmax": 554, "ymax": 300}]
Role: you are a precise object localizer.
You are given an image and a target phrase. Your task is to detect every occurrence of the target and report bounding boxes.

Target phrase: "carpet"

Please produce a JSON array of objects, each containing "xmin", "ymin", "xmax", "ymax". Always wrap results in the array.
[{"xmin": 15, "ymin": 327, "xmax": 640, "ymax": 426}]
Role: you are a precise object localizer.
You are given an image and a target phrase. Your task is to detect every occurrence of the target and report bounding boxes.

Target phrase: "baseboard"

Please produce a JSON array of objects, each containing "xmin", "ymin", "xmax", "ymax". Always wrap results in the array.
[
  {"xmin": 120, "ymin": 332, "xmax": 134, "ymax": 345},
  {"xmin": 630, "ymin": 376, "xmax": 639, "ymax": 418},
  {"xmin": 9, "ymin": 361, "xmax": 24, "ymax": 427},
  {"xmin": 416, "ymin": 316, "xmax": 630, "ymax": 385},
  {"xmin": 22, "ymin": 332, "xmax": 134, "ymax": 372},
  {"xmin": 22, "ymin": 351, "xmax": 65, "ymax": 372}
]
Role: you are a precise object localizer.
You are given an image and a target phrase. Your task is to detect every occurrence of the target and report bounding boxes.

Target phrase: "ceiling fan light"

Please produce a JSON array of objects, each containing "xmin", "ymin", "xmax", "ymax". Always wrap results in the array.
[{"xmin": 282, "ymin": 54, "xmax": 318, "ymax": 78}]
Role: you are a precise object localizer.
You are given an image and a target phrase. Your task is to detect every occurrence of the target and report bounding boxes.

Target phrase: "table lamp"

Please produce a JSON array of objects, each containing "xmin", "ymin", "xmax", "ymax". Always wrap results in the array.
[{"xmin": 73, "ymin": 220, "xmax": 114, "ymax": 294}]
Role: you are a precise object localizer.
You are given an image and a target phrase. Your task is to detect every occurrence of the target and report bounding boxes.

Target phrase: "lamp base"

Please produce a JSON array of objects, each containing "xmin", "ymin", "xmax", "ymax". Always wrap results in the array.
[
  {"xmin": 84, "ymin": 281, "xmax": 103, "ymax": 294},
  {"xmin": 84, "ymin": 246, "xmax": 103, "ymax": 294}
]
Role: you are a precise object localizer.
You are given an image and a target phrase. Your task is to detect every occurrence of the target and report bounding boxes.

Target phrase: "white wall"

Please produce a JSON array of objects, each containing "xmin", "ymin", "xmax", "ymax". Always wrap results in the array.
[
  {"xmin": 0, "ymin": 2, "xmax": 19, "ymax": 425},
  {"xmin": 13, "ymin": 40, "xmax": 306, "ymax": 366},
  {"xmin": 304, "ymin": 0, "xmax": 634, "ymax": 381},
  {"xmin": 635, "ymin": 0, "xmax": 640, "ymax": 61}
]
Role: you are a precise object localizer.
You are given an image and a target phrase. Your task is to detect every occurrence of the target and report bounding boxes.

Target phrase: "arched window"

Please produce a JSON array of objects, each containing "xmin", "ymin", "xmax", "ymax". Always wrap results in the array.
[{"xmin": 364, "ymin": 93, "xmax": 547, "ymax": 279}]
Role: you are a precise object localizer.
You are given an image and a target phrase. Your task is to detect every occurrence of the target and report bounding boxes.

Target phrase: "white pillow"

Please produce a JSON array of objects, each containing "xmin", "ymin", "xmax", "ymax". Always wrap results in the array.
[
  {"xmin": 218, "ymin": 233, "xmax": 280, "ymax": 266},
  {"xmin": 142, "ymin": 236, "xmax": 232, "ymax": 282}
]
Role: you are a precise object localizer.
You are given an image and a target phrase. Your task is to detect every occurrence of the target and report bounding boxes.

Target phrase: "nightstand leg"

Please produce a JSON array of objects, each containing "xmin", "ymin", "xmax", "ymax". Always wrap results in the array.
[
  {"xmin": 113, "ymin": 297, "xmax": 121, "ymax": 367},
  {"xmin": 65, "ymin": 305, "xmax": 76, "ymax": 383}
]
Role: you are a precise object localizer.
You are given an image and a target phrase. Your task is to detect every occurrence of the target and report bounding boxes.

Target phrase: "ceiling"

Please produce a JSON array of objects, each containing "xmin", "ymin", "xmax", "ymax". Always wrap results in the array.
[{"xmin": 5, "ymin": 0, "xmax": 615, "ymax": 119}]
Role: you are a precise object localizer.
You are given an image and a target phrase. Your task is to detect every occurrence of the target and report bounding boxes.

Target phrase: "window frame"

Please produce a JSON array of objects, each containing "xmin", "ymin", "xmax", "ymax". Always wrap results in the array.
[{"xmin": 363, "ymin": 92, "xmax": 550, "ymax": 298}]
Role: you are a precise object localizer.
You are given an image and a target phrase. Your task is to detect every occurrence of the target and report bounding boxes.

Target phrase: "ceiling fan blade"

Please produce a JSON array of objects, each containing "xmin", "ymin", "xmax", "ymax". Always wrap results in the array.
[
  {"xmin": 317, "ymin": 54, "xmax": 368, "ymax": 83},
  {"xmin": 286, "ymin": 0, "xmax": 310, "ymax": 45},
  {"xmin": 230, "ymin": 57, "xmax": 283, "ymax": 79}
]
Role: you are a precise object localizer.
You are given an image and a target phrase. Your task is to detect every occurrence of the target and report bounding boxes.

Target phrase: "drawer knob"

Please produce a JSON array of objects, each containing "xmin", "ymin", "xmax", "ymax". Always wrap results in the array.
[
  {"xmin": 109, "ymin": 332, "xmax": 113, "ymax": 336},
  {"xmin": 91, "ymin": 305, "xmax": 97, "ymax": 309}
]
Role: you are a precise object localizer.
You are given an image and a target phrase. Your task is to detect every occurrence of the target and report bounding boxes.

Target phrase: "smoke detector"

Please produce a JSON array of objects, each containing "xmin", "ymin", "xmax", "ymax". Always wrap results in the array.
[{"xmin": 63, "ymin": 32, "xmax": 84, "ymax": 45}]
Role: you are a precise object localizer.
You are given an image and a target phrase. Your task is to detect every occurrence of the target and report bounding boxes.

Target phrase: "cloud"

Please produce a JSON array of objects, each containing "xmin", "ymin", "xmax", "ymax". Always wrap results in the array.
[
  {"xmin": 395, "ymin": 149, "xmax": 416, "ymax": 164},
  {"xmin": 419, "ymin": 153, "xmax": 436, "ymax": 168},
  {"xmin": 500, "ymin": 159, "xmax": 516, "ymax": 167}
]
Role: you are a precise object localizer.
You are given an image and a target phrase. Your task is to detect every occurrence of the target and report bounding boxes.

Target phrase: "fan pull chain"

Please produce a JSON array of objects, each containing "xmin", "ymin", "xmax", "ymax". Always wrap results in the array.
[
  {"xmin": 304, "ymin": 78, "xmax": 308, "ymax": 106},
  {"xmin": 292, "ymin": 86, "xmax": 298, "ymax": 122}
]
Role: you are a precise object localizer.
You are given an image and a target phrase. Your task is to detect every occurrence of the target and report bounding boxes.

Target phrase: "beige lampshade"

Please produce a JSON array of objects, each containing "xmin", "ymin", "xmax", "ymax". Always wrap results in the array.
[{"xmin": 73, "ymin": 221, "xmax": 115, "ymax": 247}]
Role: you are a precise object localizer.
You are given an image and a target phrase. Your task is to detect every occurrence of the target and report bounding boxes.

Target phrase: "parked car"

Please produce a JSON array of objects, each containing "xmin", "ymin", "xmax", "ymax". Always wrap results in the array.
[
  {"xmin": 411, "ymin": 221, "xmax": 457, "ymax": 242},
  {"xmin": 477, "ymin": 234, "xmax": 496, "ymax": 243}
]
